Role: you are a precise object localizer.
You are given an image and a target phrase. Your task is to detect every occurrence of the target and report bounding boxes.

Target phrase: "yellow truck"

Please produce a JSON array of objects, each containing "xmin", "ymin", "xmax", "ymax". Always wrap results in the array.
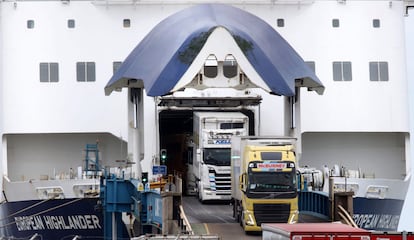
[{"xmin": 231, "ymin": 136, "xmax": 299, "ymax": 233}]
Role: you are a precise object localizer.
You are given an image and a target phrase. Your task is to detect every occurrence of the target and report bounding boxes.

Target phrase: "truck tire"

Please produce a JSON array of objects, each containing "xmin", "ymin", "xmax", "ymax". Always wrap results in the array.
[
  {"xmin": 232, "ymin": 199, "xmax": 236, "ymax": 218},
  {"xmin": 233, "ymin": 200, "xmax": 241, "ymax": 223},
  {"xmin": 198, "ymin": 192, "xmax": 204, "ymax": 203},
  {"xmin": 197, "ymin": 182, "xmax": 205, "ymax": 203},
  {"xmin": 241, "ymin": 210, "xmax": 245, "ymax": 227}
]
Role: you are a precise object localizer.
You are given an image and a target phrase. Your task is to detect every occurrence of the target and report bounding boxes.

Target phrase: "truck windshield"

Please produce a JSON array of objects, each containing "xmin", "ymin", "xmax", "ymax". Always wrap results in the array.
[
  {"xmin": 203, "ymin": 148, "xmax": 230, "ymax": 166},
  {"xmin": 248, "ymin": 171, "xmax": 295, "ymax": 192}
]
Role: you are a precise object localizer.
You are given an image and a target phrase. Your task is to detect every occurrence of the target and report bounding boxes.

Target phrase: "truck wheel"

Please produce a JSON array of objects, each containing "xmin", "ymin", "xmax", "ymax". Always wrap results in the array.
[
  {"xmin": 233, "ymin": 201, "xmax": 240, "ymax": 223},
  {"xmin": 198, "ymin": 192, "xmax": 203, "ymax": 203},
  {"xmin": 198, "ymin": 183, "xmax": 205, "ymax": 203},
  {"xmin": 240, "ymin": 211, "xmax": 244, "ymax": 227},
  {"xmin": 195, "ymin": 182, "xmax": 199, "ymax": 199},
  {"xmin": 237, "ymin": 202, "xmax": 242, "ymax": 224}
]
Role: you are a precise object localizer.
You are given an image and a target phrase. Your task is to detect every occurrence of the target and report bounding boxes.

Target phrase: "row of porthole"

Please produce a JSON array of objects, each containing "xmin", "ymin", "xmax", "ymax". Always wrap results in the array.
[
  {"xmin": 25, "ymin": 18, "xmax": 382, "ymax": 29},
  {"xmin": 26, "ymin": 19, "xmax": 132, "ymax": 29},
  {"xmin": 38, "ymin": 59, "xmax": 389, "ymax": 83},
  {"xmin": 276, "ymin": 18, "xmax": 381, "ymax": 28}
]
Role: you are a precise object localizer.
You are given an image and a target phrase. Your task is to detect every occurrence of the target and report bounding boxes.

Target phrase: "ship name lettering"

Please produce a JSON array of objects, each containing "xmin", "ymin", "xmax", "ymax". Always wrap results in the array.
[
  {"xmin": 14, "ymin": 216, "xmax": 45, "ymax": 231},
  {"xmin": 377, "ymin": 214, "xmax": 399, "ymax": 229},
  {"xmin": 353, "ymin": 214, "xmax": 399, "ymax": 230},
  {"xmin": 15, "ymin": 215, "xmax": 101, "ymax": 231},
  {"xmin": 43, "ymin": 215, "xmax": 101, "ymax": 230},
  {"xmin": 353, "ymin": 214, "xmax": 379, "ymax": 229}
]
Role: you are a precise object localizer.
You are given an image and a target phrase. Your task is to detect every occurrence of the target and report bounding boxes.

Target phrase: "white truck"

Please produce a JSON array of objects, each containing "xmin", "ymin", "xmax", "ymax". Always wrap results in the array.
[{"xmin": 187, "ymin": 111, "xmax": 249, "ymax": 202}]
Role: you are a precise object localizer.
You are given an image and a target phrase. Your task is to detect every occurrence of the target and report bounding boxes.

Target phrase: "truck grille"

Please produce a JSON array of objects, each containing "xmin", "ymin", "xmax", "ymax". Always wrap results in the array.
[
  {"xmin": 253, "ymin": 203, "xmax": 290, "ymax": 225},
  {"xmin": 208, "ymin": 169, "xmax": 231, "ymax": 194}
]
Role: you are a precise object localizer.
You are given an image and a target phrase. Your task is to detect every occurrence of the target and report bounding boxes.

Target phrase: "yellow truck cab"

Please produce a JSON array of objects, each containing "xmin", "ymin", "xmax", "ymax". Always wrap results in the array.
[{"xmin": 231, "ymin": 136, "xmax": 299, "ymax": 233}]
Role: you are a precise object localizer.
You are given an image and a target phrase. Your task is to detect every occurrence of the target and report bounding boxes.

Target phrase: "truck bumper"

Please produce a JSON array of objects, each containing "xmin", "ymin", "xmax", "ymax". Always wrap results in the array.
[
  {"xmin": 244, "ymin": 225, "xmax": 262, "ymax": 232},
  {"xmin": 201, "ymin": 190, "xmax": 231, "ymax": 201}
]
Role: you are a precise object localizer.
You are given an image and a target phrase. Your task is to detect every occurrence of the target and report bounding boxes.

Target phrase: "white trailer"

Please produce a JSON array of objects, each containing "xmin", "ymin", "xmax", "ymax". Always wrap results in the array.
[{"xmin": 187, "ymin": 111, "xmax": 249, "ymax": 202}]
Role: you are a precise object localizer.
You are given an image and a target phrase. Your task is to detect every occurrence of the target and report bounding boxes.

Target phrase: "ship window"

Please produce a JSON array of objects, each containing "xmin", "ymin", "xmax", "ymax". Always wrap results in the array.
[
  {"xmin": 123, "ymin": 19, "xmax": 131, "ymax": 28},
  {"xmin": 68, "ymin": 19, "xmax": 75, "ymax": 28},
  {"xmin": 187, "ymin": 149, "xmax": 193, "ymax": 165},
  {"xmin": 113, "ymin": 61, "xmax": 122, "ymax": 73},
  {"xmin": 220, "ymin": 122, "xmax": 244, "ymax": 129},
  {"xmin": 369, "ymin": 62, "xmax": 389, "ymax": 81},
  {"xmin": 333, "ymin": 61, "xmax": 352, "ymax": 81},
  {"xmin": 76, "ymin": 62, "xmax": 96, "ymax": 82},
  {"xmin": 277, "ymin": 18, "xmax": 285, "ymax": 27},
  {"xmin": 203, "ymin": 148, "xmax": 231, "ymax": 166},
  {"xmin": 204, "ymin": 54, "xmax": 218, "ymax": 78},
  {"xmin": 27, "ymin": 20, "xmax": 35, "ymax": 29},
  {"xmin": 373, "ymin": 19, "xmax": 380, "ymax": 28},
  {"xmin": 39, "ymin": 62, "xmax": 59, "ymax": 82},
  {"xmin": 223, "ymin": 54, "xmax": 238, "ymax": 78},
  {"xmin": 305, "ymin": 61, "xmax": 316, "ymax": 73},
  {"xmin": 332, "ymin": 19, "xmax": 340, "ymax": 28}
]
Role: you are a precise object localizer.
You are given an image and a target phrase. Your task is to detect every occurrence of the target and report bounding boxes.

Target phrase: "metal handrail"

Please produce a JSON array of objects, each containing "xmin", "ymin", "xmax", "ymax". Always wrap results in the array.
[{"xmin": 178, "ymin": 205, "xmax": 194, "ymax": 235}]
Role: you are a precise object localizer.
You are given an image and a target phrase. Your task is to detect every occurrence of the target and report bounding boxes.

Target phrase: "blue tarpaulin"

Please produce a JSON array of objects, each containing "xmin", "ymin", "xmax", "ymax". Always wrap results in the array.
[{"xmin": 104, "ymin": 3, "xmax": 324, "ymax": 97}]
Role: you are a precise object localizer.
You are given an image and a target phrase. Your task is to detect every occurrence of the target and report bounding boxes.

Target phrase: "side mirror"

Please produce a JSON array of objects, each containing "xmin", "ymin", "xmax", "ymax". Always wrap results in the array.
[
  {"xmin": 239, "ymin": 173, "xmax": 246, "ymax": 192},
  {"xmin": 296, "ymin": 170, "xmax": 303, "ymax": 191},
  {"xmin": 196, "ymin": 149, "xmax": 202, "ymax": 164}
]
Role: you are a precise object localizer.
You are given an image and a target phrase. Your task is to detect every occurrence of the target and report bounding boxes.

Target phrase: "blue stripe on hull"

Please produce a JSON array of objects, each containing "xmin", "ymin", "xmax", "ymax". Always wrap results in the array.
[
  {"xmin": 0, "ymin": 198, "xmax": 105, "ymax": 239},
  {"xmin": 299, "ymin": 192, "xmax": 404, "ymax": 231},
  {"xmin": 353, "ymin": 197, "xmax": 404, "ymax": 231}
]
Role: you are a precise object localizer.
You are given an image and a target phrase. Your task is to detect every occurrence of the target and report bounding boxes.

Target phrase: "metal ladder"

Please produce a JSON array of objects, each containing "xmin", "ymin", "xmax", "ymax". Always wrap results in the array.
[{"xmin": 84, "ymin": 143, "xmax": 100, "ymax": 174}]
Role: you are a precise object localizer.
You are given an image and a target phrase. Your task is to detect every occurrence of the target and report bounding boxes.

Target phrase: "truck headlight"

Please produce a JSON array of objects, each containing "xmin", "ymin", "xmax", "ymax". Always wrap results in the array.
[
  {"xmin": 289, "ymin": 210, "xmax": 299, "ymax": 223},
  {"xmin": 245, "ymin": 210, "xmax": 255, "ymax": 226}
]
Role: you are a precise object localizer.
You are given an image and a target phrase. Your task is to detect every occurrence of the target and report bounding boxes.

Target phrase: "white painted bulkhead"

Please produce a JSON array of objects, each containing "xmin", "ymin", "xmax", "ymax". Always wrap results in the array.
[
  {"xmin": 0, "ymin": 0, "xmax": 411, "ymax": 228},
  {"xmin": 0, "ymin": 3, "xmax": 4, "ymax": 188},
  {"xmin": 399, "ymin": 8, "xmax": 414, "ymax": 231},
  {"xmin": 5, "ymin": 133, "xmax": 127, "ymax": 181}
]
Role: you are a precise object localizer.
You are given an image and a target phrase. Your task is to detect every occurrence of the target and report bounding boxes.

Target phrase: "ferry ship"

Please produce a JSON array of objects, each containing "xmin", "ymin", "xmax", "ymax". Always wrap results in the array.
[{"xmin": 0, "ymin": 0, "xmax": 413, "ymax": 239}]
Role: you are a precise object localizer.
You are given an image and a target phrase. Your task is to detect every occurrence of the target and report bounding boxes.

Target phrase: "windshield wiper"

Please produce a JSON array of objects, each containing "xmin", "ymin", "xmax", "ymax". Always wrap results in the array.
[{"xmin": 249, "ymin": 191, "xmax": 296, "ymax": 199}]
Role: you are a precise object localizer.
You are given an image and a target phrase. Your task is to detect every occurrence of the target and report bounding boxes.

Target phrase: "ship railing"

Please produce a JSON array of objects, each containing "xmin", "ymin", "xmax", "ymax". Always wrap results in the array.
[
  {"xmin": 92, "ymin": 0, "xmax": 314, "ymax": 6},
  {"xmin": 298, "ymin": 191, "xmax": 330, "ymax": 220},
  {"xmin": 178, "ymin": 204, "xmax": 194, "ymax": 235}
]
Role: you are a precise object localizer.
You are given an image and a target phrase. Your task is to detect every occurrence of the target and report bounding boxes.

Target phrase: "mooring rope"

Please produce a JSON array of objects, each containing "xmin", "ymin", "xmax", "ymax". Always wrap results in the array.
[{"xmin": 0, "ymin": 198, "xmax": 84, "ymax": 229}]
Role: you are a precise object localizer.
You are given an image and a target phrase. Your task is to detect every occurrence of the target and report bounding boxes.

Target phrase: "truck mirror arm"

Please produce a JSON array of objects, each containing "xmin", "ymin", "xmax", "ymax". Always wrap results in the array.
[{"xmin": 239, "ymin": 173, "xmax": 246, "ymax": 192}]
